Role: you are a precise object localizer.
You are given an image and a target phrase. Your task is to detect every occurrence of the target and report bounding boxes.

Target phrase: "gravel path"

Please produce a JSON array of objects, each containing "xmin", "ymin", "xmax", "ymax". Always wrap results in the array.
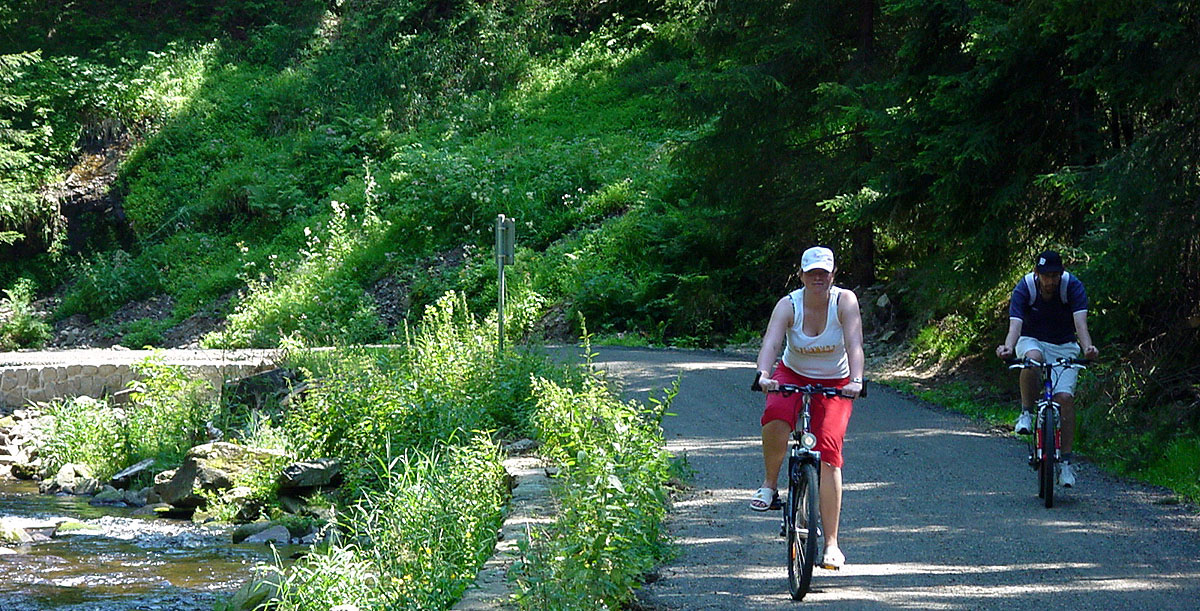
[{"xmin": 575, "ymin": 346, "xmax": 1200, "ymax": 610}]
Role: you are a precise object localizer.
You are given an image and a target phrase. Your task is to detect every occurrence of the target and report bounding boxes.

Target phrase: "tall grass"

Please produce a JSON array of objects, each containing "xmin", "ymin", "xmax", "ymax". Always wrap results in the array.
[
  {"xmin": 272, "ymin": 441, "xmax": 507, "ymax": 611},
  {"xmin": 40, "ymin": 354, "xmax": 216, "ymax": 481},
  {"xmin": 512, "ymin": 359, "xmax": 674, "ymax": 609}
]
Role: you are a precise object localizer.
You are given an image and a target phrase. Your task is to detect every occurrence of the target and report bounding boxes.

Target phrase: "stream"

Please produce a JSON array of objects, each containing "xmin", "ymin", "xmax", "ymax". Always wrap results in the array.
[{"xmin": 0, "ymin": 479, "xmax": 288, "ymax": 610}]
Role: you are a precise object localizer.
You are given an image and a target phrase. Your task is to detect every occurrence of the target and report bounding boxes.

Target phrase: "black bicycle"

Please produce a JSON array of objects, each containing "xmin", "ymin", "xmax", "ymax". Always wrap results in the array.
[
  {"xmin": 1006, "ymin": 357, "xmax": 1088, "ymax": 508},
  {"xmin": 752, "ymin": 373, "xmax": 865, "ymax": 600}
]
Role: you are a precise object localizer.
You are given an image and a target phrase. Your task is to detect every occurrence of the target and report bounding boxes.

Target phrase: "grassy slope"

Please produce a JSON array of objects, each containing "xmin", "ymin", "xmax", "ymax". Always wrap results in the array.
[{"xmin": 45, "ymin": 5, "xmax": 694, "ymax": 351}]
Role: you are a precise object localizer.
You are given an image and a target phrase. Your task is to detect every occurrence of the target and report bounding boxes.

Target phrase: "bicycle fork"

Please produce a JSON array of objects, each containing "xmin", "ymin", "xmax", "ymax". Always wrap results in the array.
[
  {"xmin": 1031, "ymin": 402, "xmax": 1060, "ymax": 467},
  {"xmin": 779, "ymin": 451, "xmax": 821, "ymax": 538}
]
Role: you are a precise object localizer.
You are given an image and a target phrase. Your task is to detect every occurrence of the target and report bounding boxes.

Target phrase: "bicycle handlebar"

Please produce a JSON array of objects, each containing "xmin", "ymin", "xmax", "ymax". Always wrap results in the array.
[
  {"xmin": 1005, "ymin": 357, "xmax": 1090, "ymax": 370},
  {"xmin": 751, "ymin": 372, "xmax": 867, "ymax": 398}
]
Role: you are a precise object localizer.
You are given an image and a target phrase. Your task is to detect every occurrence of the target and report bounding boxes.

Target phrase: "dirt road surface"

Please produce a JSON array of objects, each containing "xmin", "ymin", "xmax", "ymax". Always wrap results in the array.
[{"xmin": 562, "ymin": 346, "xmax": 1200, "ymax": 610}]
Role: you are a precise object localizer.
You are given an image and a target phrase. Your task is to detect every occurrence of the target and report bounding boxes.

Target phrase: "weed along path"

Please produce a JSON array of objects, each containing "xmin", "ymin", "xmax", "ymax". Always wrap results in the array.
[{"xmin": 566, "ymin": 346, "xmax": 1200, "ymax": 610}]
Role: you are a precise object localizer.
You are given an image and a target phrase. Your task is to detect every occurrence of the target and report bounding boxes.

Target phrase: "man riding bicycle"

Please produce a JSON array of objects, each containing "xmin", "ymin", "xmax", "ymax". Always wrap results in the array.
[{"xmin": 996, "ymin": 250, "xmax": 1099, "ymax": 487}]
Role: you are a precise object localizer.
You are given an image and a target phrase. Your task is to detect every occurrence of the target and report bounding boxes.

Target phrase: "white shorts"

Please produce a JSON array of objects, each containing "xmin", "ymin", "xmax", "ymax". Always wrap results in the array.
[{"xmin": 1015, "ymin": 337, "xmax": 1081, "ymax": 396}]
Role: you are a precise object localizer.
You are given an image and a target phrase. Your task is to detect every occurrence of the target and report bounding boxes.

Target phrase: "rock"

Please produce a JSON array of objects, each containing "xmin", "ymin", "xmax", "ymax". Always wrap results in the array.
[
  {"xmin": 153, "ymin": 442, "xmax": 287, "ymax": 509},
  {"xmin": 224, "ymin": 368, "xmax": 301, "ymax": 411},
  {"xmin": 243, "ymin": 525, "xmax": 291, "ymax": 544},
  {"xmin": 277, "ymin": 495, "xmax": 305, "ymax": 515},
  {"xmin": 231, "ymin": 521, "xmax": 276, "ymax": 544},
  {"xmin": 90, "ymin": 486, "xmax": 127, "ymax": 506},
  {"xmin": 503, "ymin": 438, "xmax": 538, "ymax": 454},
  {"xmin": 227, "ymin": 567, "xmax": 283, "ymax": 611},
  {"xmin": 123, "ymin": 487, "xmax": 149, "ymax": 507},
  {"xmin": 55, "ymin": 519, "xmax": 101, "ymax": 534},
  {"xmin": 0, "ymin": 520, "xmax": 33, "ymax": 544},
  {"xmin": 40, "ymin": 463, "xmax": 95, "ymax": 495},
  {"xmin": 0, "ymin": 517, "xmax": 58, "ymax": 543},
  {"xmin": 74, "ymin": 477, "xmax": 100, "ymax": 496},
  {"xmin": 221, "ymin": 486, "xmax": 263, "ymax": 522},
  {"xmin": 131, "ymin": 503, "xmax": 172, "ymax": 518},
  {"xmin": 11, "ymin": 459, "xmax": 42, "ymax": 480},
  {"xmin": 277, "ymin": 458, "xmax": 342, "ymax": 492},
  {"xmin": 110, "ymin": 458, "xmax": 156, "ymax": 488}
]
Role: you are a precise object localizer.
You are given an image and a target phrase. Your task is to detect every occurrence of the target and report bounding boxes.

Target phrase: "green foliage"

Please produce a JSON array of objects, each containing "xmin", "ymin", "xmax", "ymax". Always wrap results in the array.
[
  {"xmin": 512, "ymin": 362, "xmax": 673, "ymax": 609},
  {"xmin": 57, "ymin": 249, "xmax": 163, "ymax": 321},
  {"xmin": 40, "ymin": 396, "xmax": 126, "ymax": 480},
  {"xmin": 40, "ymin": 355, "xmax": 216, "ymax": 480},
  {"xmin": 273, "ymin": 441, "xmax": 507, "ymax": 610},
  {"xmin": 279, "ymin": 292, "xmax": 553, "ymax": 493},
  {"xmin": 0, "ymin": 277, "xmax": 51, "ymax": 349},
  {"xmin": 205, "ymin": 198, "xmax": 389, "ymax": 348}
]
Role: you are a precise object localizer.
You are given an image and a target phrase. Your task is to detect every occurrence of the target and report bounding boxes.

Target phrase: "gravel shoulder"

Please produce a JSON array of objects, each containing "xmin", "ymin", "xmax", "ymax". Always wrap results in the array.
[{"xmin": 571, "ymin": 346, "xmax": 1200, "ymax": 610}]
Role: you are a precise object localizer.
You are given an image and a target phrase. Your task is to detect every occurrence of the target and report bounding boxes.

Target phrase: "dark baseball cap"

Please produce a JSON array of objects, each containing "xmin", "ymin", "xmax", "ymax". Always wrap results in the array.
[{"xmin": 1035, "ymin": 250, "xmax": 1064, "ymax": 273}]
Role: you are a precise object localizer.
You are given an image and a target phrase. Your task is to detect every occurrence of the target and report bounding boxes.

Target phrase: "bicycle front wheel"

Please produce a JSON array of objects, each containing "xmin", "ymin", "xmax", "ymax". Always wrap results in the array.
[
  {"xmin": 1040, "ymin": 409, "xmax": 1056, "ymax": 508},
  {"xmin": 787, "ymin": 462, "xmax": 820, "ymax": 600}
]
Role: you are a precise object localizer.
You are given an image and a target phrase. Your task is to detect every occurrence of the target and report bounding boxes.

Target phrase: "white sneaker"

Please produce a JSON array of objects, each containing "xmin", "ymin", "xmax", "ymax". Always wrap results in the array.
[
  {"xmin": 1059, "ymin": 461, "xmax": 1076, "ymax": 488},
  {"xmin": 1014, "ymin": 411, "xmax": 1033, "ymax": 435}
]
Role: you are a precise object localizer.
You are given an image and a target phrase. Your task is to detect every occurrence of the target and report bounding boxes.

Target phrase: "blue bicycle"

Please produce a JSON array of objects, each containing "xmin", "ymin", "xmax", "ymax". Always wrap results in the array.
[{"xmin": 1006, "ymin": 357, "xmax": 1089, "ymax": 508}]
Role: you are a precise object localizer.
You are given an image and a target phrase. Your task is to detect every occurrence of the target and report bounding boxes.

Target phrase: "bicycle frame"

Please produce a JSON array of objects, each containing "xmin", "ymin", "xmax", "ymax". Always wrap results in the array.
[
  {"xmin": 1007, "ymin": 357, "xmax": 1088, "ymax": 507},
  {"xmin": 753, "ymin": 374, "xmax": 862, "ymax": 599},
  {"xmin": 1034, "ymin": 371, "xmax": 1060, "ymax": 469}
]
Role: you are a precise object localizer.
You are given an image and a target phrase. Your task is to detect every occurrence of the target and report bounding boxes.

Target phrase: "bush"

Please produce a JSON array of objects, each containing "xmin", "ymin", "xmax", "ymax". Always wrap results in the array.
[
  {"xmin": 39, "ymin": 354, "xmax": 217, "ymax": 481},
  {"xmin": 57, "ymin": 250, "xmax": 163, "ymax": 321},
  {"xmin": 271, "ymin": 441, "xmax": 507, "ymax": 611},
  {"xmin": 0, "ymin": 278, "xmax": 51, "ymax": 349},
  {"xmin": 281, "ymin": 292, "xmax": 550, "ymax": 493},
  {"xmin": 513, "ymin": 364, "xmax": 673, "ymax": 609},
  {"xmin": 204, "ymin": 199, "xmax": 389, "ymax": 348}
]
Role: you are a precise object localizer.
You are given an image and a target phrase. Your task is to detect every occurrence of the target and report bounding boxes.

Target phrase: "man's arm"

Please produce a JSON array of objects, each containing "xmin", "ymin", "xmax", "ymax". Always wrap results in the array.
[
  {"xmin": 1073, "ymin": 310, "xmax": 1099, "ymax": 359},
  {"xmin": 997, "ymin": 318, "xmax": 1023, "ymax": 359}
]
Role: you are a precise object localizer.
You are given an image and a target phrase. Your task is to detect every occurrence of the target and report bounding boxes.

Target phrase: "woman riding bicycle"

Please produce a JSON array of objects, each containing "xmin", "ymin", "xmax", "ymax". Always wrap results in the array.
[
  {"xmin": 751, "ymin": 246, "xmax": 865, "ymax": 570},
  {"xmin": 996, "ymin": 250, "xmax": 1099, "ymax": 488}
]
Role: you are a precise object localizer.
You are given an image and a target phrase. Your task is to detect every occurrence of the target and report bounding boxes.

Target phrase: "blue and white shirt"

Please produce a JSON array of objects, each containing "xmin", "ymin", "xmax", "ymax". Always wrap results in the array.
[{"xmin": 1009, "ymin": 272, "xmax": 1088, "ymax": 345}]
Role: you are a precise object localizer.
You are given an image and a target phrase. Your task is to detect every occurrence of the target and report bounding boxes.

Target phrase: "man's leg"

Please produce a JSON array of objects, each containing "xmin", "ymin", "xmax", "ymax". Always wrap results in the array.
[
  {"xmin": 1055, "ymin": 392, "xmax": 1075, "ymax": 455},
  {"xmin": 1019, "ymin": 348, "xmax": 1045, "ymax": 410}
]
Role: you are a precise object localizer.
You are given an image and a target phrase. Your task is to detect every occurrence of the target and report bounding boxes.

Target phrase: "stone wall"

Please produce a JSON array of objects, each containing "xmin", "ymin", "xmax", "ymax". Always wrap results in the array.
[{"xmin": 0, "ymin": 349, "xmax": 277, "ymax": 408}]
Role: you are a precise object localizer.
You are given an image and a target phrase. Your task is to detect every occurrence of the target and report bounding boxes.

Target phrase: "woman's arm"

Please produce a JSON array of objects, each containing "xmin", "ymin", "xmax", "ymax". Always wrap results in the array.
[
  {"xmin": 838, "ymin": 289, "xmax": 865, "ymax": 397},
  {"xmin": 756, "ymin": 296, "xmax": 793, "ymax": 391}
]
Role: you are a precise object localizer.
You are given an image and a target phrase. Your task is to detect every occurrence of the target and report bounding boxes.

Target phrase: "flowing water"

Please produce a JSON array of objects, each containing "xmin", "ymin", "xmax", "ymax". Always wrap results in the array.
[{"xmin": 0, "ymin": 479, "xmax": 288, "ymax": 610}]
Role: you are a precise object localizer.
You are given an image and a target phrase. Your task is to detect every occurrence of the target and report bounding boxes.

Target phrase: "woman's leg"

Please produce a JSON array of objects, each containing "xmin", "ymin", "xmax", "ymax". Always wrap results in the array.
[
  {"xmin": 761, "ymin": 419, "xmax": 791, "ymax": 489},
  {"xmin": 820, "ymin": 461, "xmax": 843, "ymax": 553}
]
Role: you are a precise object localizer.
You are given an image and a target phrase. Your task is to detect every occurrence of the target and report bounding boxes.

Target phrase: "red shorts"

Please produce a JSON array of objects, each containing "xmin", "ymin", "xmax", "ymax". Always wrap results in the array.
[{"xmin": 761, "ymin": 364, "xmax": 853, "ymax": 468}]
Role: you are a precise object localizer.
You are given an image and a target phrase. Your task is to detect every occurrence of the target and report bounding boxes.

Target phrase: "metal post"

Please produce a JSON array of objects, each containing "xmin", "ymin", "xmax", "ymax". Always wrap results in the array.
[{"xmin": 496, "ymin": 214, "xmax": 515, "ymax": 352}]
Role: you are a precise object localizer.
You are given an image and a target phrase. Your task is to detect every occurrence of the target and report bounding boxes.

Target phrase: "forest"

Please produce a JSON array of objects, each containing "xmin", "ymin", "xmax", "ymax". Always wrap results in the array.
[{"xmin": 0, "ymin": 0, "xmax": 1197, "ymax": 607}]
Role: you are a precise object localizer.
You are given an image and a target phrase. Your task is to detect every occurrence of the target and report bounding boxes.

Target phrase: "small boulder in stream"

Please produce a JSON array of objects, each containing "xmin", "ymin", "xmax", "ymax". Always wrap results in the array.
[
  {"xmin": 153, "ymin": 442, "xmax": 287, "ymax": 509},
  {"xmin": 39, "ymin": 463, "xmax": 99, "ymax": 495}
]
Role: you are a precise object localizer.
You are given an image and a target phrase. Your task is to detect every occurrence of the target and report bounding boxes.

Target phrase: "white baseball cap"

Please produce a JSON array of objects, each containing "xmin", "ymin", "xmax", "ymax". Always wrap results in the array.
[{"xmin": 801, "ymin": 246, "xmax": 835, "ymax": 272}]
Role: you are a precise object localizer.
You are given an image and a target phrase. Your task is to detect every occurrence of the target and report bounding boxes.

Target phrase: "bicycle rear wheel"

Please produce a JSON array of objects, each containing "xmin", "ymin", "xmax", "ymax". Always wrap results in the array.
[
  {"xmin": 787, "ymin": 462, "xmax": 820, "ymax": 600},
  {"xmin": 1040, "ymin": 409, "xmax": 1056, "ymax": 508}
]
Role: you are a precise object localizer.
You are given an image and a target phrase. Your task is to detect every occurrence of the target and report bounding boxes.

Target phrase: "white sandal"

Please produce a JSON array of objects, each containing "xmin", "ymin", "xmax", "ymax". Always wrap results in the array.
[
  {"xmin": 821, "ymin": 546, "xmax": 845, "ymax": 569},
  {"xmin": 749, "ymin": 487, "xmax": 777, "ymax": 512}
]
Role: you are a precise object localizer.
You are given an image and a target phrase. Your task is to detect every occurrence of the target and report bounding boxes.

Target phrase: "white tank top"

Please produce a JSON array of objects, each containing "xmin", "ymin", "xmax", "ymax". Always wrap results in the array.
[{"xmin": 780, "ymin": 286, "xmax": 849, "ymax": 379}]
